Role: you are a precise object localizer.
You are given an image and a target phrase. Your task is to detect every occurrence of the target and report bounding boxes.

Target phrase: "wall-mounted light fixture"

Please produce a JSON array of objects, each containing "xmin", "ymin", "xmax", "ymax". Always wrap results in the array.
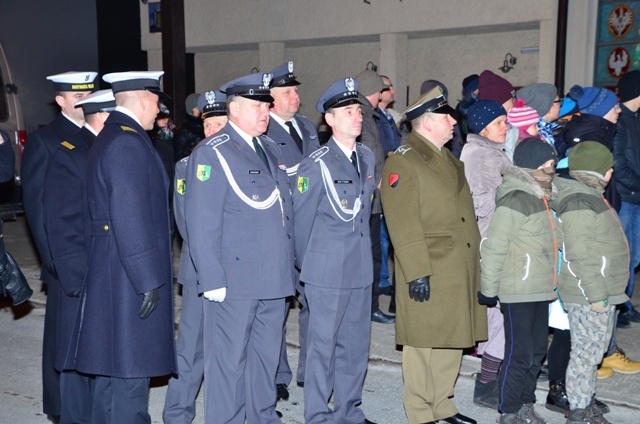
[
  {"xmin": 498, "ymin": 53, "xmax": 517, "ymax": 73},
  {"xmin": 366, "ymin": 61, "xmax": 378, "ymax": 72}
]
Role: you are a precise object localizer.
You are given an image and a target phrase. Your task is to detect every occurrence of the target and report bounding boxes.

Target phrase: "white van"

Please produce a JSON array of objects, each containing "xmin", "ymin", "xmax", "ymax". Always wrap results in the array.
[{"xmin": 0, "ymin": 40, "xmax": 26, "ymax": 218}]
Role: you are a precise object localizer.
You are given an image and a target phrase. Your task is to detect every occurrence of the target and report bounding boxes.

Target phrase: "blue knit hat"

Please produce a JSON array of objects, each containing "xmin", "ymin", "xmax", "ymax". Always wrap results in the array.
[
  {"xmin": 466, "ymin": 99, "xmax": 507, "ymax": 134},
  {"xmin": 569, "ymin": 85, "xmax": 618, "ymax": 118}
]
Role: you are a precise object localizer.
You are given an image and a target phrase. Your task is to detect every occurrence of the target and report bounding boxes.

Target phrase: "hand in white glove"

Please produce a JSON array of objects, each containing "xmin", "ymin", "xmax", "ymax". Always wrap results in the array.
[
  {"xmin": 590, "ymin": 299, "xmax": 610, "ymax": 314},
  {"xmin": 203, "ymin": 287, "xmax": 226, "ymax": 302}
]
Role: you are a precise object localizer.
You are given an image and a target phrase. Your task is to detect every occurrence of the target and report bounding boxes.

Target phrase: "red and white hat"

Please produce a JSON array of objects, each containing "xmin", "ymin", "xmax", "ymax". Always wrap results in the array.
[{"xmin": 507, "ymin": 98, "xmax": 539, "ymax": 131}]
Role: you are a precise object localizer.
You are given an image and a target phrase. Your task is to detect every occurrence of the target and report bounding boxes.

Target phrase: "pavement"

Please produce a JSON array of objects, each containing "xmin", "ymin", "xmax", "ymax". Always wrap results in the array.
[{"xmin": 1, "ymin": 216, "xmax": 640, "ymax": 423}]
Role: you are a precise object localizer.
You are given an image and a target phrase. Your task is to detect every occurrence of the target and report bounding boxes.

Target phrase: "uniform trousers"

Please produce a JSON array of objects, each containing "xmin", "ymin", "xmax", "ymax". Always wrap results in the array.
[
  {"xmin": 203, "ymin": 297, "xmax": 285, "ymax": 424},
  {"xmin": 59, "ymin": 371, "xmax": 95, "ymax": 424},
  {"xmin": 304, "ymin": 284, "xmax": 371, "ymax": 424},
  {"xmin": 565, "ymin": 304, "xmax": 615, "ymax": 409},
  {"xmin": 370, "ymin": 214, "xmax": 382, "ymax": 312},
  {"xmin": 276, "ymin": 298, "xmax": 293, "ymax": 388},
  {"xmin": 402, "ymin": 347, "xmax": 461, "ymax": 424},
  {"xmin": 498, "ymin": 301, "xmax": 548, "ymax": 414},
  {"xmin": 42, "ymin": 275, "xmax": 61, "ymax": 416},
  {"xmin": 163, "ymin": 283, "xmax": 204, "ymax": 424},
  {"xmin": 92, "ymin": 376, "xmax": 151, "ymax": 424}
]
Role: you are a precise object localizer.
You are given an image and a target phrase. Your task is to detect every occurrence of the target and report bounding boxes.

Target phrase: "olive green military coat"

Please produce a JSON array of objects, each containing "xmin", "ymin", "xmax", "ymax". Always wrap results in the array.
[{"xmin": 381, "ymin": 131, "xmax": 488, "ymax": 348}]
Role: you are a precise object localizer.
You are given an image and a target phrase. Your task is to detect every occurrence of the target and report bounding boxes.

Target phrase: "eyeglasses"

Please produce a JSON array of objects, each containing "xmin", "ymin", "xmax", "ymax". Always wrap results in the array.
[{"xmin": 553, "ymin": 100, "xmax": 562, "ymax": 103}]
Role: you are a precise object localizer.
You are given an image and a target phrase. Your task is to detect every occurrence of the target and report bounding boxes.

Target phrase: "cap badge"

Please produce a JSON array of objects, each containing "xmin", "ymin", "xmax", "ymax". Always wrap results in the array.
[
  {"xmin": 205, "ymin": 91, "xmax": 216, "ymax": 104},
  {"xmin": 287, "ymin": 61, "xmax": 294, "ymax": 73},
  {"xmin": 345, "ymin": 77, "xmax": 355, "ymax": 92},
  {"xmin": 262, "ymin": 73, "xmax": 272, "ymax": 89}
]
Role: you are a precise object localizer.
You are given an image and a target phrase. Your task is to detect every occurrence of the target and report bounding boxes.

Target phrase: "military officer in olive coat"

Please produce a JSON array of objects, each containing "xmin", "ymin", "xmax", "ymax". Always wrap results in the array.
[{"xmin": 380, "ymin": 87, "xmax": 487, "ymax": 424}]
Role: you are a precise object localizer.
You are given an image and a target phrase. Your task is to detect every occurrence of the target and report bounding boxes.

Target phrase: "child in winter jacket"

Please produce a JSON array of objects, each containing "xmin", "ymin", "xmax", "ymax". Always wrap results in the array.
[
  {"xmin": 553, "ymin": 141, "xmax": 629, "ymax": 424},
  {"xmin": 479, "ymin": 138, "xmax": 559, "ymax": 424}
]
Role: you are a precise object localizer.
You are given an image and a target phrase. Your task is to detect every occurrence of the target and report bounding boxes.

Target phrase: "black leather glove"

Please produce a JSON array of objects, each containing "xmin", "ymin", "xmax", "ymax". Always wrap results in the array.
[
  {"xmin": 408, "ymin": 276, "xmax": 430, "ymax": 302},
  {"xmin": 0, "ymin": 252, "xmax": 33, "ymax": 305},
  {"xmin": 138, "ymin": 288, "xmax": 159, "ymax": 319},
  {"xmin": 44, "ymin": 261, "xmax": 59, "ymax": 280},
  {"xmin": 477, "ymin": 291, "xmax": 498, "ymax": 307},
  {"xmin": 67, "ymin": 288, "xmax": 82, "ymax": 298}
]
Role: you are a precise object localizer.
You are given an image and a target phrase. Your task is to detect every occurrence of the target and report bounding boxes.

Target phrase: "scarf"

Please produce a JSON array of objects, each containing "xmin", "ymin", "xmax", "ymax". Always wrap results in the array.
[
  {"xmin": 538, "ymin": 118, "xmax": 560, "ymax": 147},
  {"xmin": 526, "ymin": 166, "xmax": 555, "ymax": 199},
  {"xmin": 569, "ymin": 170, "xmax": 608, "ymax": 192}
]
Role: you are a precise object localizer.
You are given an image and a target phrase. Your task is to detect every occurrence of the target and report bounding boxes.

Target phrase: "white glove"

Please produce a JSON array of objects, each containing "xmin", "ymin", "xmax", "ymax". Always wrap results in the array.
[
  {"xmin": 203, "ymin": 287, "xmax": 226, "ymax": 302},
  {"xmin": 590, "ymin": 300, "xmax": 610, "ymax": 314}
]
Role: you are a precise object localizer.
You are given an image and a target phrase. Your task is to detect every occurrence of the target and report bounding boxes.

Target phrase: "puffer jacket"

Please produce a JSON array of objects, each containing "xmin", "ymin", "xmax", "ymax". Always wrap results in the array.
[
  {"xmin": 480, "ymin": 164, "xmax": 558, "ymax": 303},
  {"xmin": 553, "ymin": 175, "xmax": 630, "ymax": 306},
  {"xmin": 460, "ymin": 133, "xmax": 512, "ymax": 238},
  {"xmin": 613, "ymin": 104, "xmax": 640, "ymax": 205}
]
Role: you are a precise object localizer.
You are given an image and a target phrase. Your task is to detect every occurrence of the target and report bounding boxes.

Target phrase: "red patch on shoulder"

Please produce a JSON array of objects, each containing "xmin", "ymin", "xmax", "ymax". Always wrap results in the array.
[{"xmin": 389, "ymin": 173, "xmax": 399, "ymax": 187}]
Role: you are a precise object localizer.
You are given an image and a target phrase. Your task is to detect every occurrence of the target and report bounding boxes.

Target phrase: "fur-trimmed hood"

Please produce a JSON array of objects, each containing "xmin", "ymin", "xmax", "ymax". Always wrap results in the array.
[{"xmin": 498, "ymin": 163, "xmax": 558, "ymax": 200}]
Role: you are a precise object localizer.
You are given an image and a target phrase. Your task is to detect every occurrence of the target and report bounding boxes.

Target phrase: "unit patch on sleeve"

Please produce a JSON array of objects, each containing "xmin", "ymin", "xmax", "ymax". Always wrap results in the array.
[
  {"xmin": 197, "ymin": 164, "xmax": 211, "ymax": 182},
  {"xmin": 389, "ymin": 173, "xmax": 399, "ymax": 187},
  {"xmin": 176, "ymin": 179, "xmax": 186, "ymax": 195},
  {"xmin": 297, "ymin": 176, "xmax": 309, "ymax": 193}
]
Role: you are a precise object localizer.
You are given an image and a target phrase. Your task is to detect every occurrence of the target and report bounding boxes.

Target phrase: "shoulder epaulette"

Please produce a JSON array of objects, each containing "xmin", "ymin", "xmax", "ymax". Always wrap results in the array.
[
  {"xmin": 261, "ymin": 135, "xmax": 276, "ymax": 144},
  {"xmin": 357, "ymin": 142, "xmax": 373, "ymax": 154},
  {"xmin": 205, "ymin": 133, "xmax": 230, "ymax": 147},
  {"xmin": 396, "ymin": 145, "xmax": 412, "ymax": 155},
  {"xmin": 179, "ymin": 156, "xmax": 189, "ymax": 164},
  {"xmin": 60, "ymin": 141, "xmax": 75, "ymax": 150},
  {"xmin": 309, "ymin": 146, "xmax": 329, "ymax": 161},
  {"xmin": 120, "ymin": 125, "xmax": 137, "ymax": 132}
]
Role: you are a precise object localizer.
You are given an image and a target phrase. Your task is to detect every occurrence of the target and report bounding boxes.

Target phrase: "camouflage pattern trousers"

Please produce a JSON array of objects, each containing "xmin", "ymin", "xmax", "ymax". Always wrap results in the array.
[{"xmin": 565, "ymin": 303, "xmax": 615, "ymax": 409}]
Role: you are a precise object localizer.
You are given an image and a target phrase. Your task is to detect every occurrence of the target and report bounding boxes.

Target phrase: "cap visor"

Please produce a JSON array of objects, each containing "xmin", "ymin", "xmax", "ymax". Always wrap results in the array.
[
  {"xmin": 147, "ymin": 87, "xmax": 172, "ymax": 101},
  {"xmin": 329, "ymin": 97, "xmax": 363, "ymax": 110},
  {"xmin": 241, "ymin": 94, "xmax": 274, "ymax": 103},
  {"xmin": 431, "ymin": 104, "xmax": 455, "ymax": 115}
]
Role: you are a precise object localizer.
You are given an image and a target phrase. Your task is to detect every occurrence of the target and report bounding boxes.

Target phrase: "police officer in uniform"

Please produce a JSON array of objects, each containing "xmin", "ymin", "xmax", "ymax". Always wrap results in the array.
[
  {"xmin": 266, "ymin": 60, "xmax": 320, "ymax": 401},
  {"xmin": 43, "ymin": 89, "xmax": 115, "ymax": 424},
  {"xmin": 293, "ymin": 78, "xmax": 377, "ymax": 424},
  {"xmin": 184, "ymin": 72, "xmax": 295, "ymax": 424},
  {"xmin": 162, "ymin": 90, "xmax": 227, "ymax": 424},
  {"xmin": 66, "ymin": 71, "xmax": 176, "ymax": 424},
  {"xmin": 21, "ymin": 70, "xmax": 97, "ymax": 421}
]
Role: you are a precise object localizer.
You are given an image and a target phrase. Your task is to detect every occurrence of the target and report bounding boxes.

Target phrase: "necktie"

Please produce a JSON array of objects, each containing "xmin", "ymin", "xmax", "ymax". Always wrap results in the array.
[
  {"xmin": 350, "ymin": 151, "xmax": 359, "ymax": 177},
  {"xmin": 285, "ymin": 121, "xmax": 304, "ymax": 154},
  {"xmin": 252, "ymin": 137, "xmax": 270, "ymax": 169}
]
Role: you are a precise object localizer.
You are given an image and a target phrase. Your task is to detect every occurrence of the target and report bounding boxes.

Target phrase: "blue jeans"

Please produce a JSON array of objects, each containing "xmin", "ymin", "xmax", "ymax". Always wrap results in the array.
[
  {"xmin": 618, "ymin": 201, "xmax": 640, "ymax": 310},
  {"xmin": 379, "ymin": 217, "xmax": 391, "ymax": 287}
]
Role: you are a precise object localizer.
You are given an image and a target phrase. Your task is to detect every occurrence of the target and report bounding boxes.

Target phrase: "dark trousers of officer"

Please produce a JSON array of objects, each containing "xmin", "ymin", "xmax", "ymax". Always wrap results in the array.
[
  {"xmin": 163, "ymin": 283, "xmax": 204, "ymax": 424},
  {"xmin": 304, "ymin": 284, "xmax": 372, "ymax": 424},
  {"xmin": 276, "ymin": 298, "xmax": 293, "ymax": 388},
  {"xmin": 92, "ymin": 376, "xmax": 151, "ymax": 424},
  {"xmin": 276, "ymin": 277, "xmax": 310, "ymax": 387},
  {"xmin": 369, "ymin": 214, "xmax": 382, "ymax": 312},
  {"xmin": 59, "ymin": 371, "xmax": 95, "ymax": 424},
  {"xmin": 203, "ymin": 297, "xmax": 285, "ymax": 424},
  {"xmin": 498, "ymin": 301, "xmax": 549, "ymax": 414},
  {"xmin": 42, "ymin": 274, "xmax": 61, "ymax": 416}
]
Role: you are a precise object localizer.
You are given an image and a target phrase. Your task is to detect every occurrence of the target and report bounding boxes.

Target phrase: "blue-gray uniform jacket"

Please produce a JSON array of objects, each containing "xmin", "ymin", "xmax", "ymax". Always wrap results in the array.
[
  {"xmin": 66, "ymin": 110, "xmax": 176, "ymax": 378},
  {"xmin": 22, "ymin": 114, "xmax": 83, "ymax": 280},
  {"xmin": 43, "ymin": 128, "xmax": 94, "ymax": 371},
  {"xmin": 174, "ymin": 156, "xmax": 196, "ymax": 286},
  {"xmin": 265, "ymin": 113, "xmax": 319, "ymax": 181},
  {"xmin": 293, "ymin": 138, "xmax": 376, "ymax": 289},
  {"xmin": 184, "ymin": 123, "xmax": 295, "ymax": 299}
]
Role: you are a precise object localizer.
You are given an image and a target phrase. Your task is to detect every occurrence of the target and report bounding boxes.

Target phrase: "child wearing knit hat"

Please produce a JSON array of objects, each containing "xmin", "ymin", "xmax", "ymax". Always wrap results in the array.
[{"xmin": 507, "ymin": 99, "xmax": 540, "ymax": 141}]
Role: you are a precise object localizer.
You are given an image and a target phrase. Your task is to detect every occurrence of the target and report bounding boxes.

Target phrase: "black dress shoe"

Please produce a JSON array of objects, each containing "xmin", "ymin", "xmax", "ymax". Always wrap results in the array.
[
  {"xmin": 276, "ymin": 410, "xmax": 283, "ymax": 418},
  {"xmin": 296, "ymin": 380, "xmax": 304, "ymax": 388},
  {"xmin": 276, "ymin": 383, "xmax": 289, "ymax": 401},
  {"xmin": 440, "ymin": 413, "xmax": 476, "ymax": 424},
  {"xmin": 372, "ymin": 309, "xmax": 395, "ymax": 324},
  {"xmin": 617, "ymin": 312, "xmax": 631, "ymax": 328}
]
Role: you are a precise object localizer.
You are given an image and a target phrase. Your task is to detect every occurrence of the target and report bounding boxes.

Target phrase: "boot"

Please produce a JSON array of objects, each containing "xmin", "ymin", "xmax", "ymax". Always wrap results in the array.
[
  {"xmin": 498, "ymin": 413, "xmax": 526, "ymax": 424},
  {"xmin": 566, "ymin": 403, "xmax": 609, "ymax": 424},
  {"xmin": 545, "ymin": 379, "xmax": 570, "ymax": 414},
  {"xmin": 517, "ymin": 403, "xmax": 546, "ymax": 424},
  {"xmin": 592, "ymin": 396, "xmax": 610, "ymax": 415},
  {"xmin": 0, "ymin": 252, "xmax": 32, "ymax": 305},
  {"xmin": 473, "ymin": 375, "xmax": 499, "ymax": 410}
]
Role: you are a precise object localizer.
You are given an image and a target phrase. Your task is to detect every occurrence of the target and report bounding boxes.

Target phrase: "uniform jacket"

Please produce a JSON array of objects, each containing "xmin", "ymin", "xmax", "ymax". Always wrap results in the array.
[
  {"xmin": 380, "ymin": 132, "xmax": 487, "ymax": 348},
  {"xmin": 184, "ymin": 123, "xmax": 295, "ymax": 299},
  {"xmin": 265, "ymin": 113, "xmax": 319, "ymax": 181},
  {"xmin": 553, "ymin": 175, "xmax": 629, "ymax": 306},
  {"xmin": 173, "ymin": 156, "xmax": 196, "ymax": 286},
  {"xmin": 43, "ymin": 128, "xmax": 93, "ymax": 371},
  {"xmin": 480, "ymin": 164, "xmax": 558, "ymax": 303},
  {"xmin": 67, "ymin": 110, "xmax": 176, "ymax": 378},
  {"xmin": 613, "ymin": 104, "xmax": 640, "ymax": 205},
  {"xmin": 357, "ymin": 96, "xmax": 385, "ymax": 214},
  {"xmin": 22, "ymin": 113, "xmax": 83, "ymax": 281},
  {"xmin": 293, "ymin": 138, "xmax": 376, "ymax": 289},
  {"xmin": 459, "ymin": 133, "xmax": 512, "ymax": 238}
]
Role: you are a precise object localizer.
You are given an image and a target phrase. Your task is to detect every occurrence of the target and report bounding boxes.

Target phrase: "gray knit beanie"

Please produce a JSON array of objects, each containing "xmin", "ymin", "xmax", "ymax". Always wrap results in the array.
[{"xmin": 516, "ymin": 83, "xmax": 557, "ymax": 117}]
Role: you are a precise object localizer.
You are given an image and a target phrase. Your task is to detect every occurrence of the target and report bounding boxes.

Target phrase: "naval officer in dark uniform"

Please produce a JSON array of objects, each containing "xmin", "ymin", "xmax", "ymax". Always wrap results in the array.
[
  {"xmin": 266, "ymin": 60, "xmax": 320, "ymax": 401},
  {"xmin": 293, "ymin": 78, "xmax": 377, "ymax": 424},
  {"xmin": 65, "ymin": 71, "xmax": 176, "ymax": 424},
  {"xmin": 163, "ymin": 90, "xmax": 228, "ymax": 424},
  {"xmin": 43, "ymin": 89, "xmax": 115, "ymax": 424},
  {"xmin": 184, "ymin": 72, "xmax": 295, "ymax": 424},
  {"xmin": 21, "ymin": 70, "xmax": 97, "ymax": 420}
]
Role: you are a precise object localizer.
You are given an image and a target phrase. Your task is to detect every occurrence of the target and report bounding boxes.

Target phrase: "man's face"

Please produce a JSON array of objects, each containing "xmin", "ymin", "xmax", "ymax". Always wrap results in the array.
[
  {"xmin": 203, "ymin": 115, "xmax": 228, "ymax": 137},
  {"xmin": 480, "ymin": 115, "xmax": 509, "ymax": 143},
  {"xmin": 425, "ymin": 113, "xmax": 456, "ymax": 146},
  {"xmin": 326, "ymin": 104, "xmax": 362, "ymax": 142},
  {"xmin": 141, "ymin": 91, "xmax": 160, "ymax": 131},
  {"xmin": 56, "ymin": 91, "xmax": 91, "ymax": 122},
  {"xmin": 380, "ymin": 77, "xmax": 395, "ymax": 106},
  {"xmin": 230, "ymin": 97, "xmax": 271, "ymax": 137},
  {"xmin": 270, "ymin": 85, "xmax": 300, "ymax": 120}
]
